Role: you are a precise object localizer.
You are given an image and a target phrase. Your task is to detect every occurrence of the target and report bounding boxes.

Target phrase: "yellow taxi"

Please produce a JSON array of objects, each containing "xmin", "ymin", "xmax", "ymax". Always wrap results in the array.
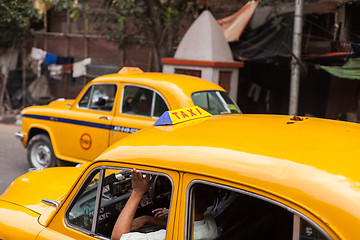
[
  {"xmin": 3, "ymin": 106, "xmax": 360, "ymax": 239},
  {"xmin": 15, "ymin": 67, "xmax": 240, "ymax": 168}
]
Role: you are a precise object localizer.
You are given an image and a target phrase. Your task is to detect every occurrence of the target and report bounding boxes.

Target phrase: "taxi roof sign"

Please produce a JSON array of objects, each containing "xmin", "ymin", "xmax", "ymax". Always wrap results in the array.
[
  {"xmin": 118, "ymin": 67, "xmax": 144, "ymax": 74},
  {"xmin": 154, "ymin": 106, "xmax": 211, "ymax": 126}
]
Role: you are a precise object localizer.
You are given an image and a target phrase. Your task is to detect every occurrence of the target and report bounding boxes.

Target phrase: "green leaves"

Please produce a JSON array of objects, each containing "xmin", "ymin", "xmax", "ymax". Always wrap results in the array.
[
  {"xmin": 0, "ymin": 0, "xmax": 40, "ymax": 48},
  {"xmin": 162, "ymin": 7, "xmax": 179, "ymax": 25}
]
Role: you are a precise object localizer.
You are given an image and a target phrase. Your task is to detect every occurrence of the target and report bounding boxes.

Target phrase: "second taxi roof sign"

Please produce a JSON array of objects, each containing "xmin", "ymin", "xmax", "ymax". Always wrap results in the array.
[{"xmin": 154, "ymin": 106, "xmax": 211, "ymax": 126}]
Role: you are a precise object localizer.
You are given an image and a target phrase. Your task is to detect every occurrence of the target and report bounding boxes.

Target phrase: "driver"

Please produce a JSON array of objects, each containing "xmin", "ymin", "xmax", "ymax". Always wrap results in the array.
[
  {"xmin": 111, "ymin": 169, "xmax": 218, "ymax": 240},
  {"xmin": 92, "ymin": 85, "xmax": 109, "ymax": 102}
]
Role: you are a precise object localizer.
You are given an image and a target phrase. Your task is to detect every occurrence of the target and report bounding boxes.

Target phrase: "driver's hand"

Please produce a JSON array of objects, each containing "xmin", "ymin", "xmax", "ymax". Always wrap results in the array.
[
  {"xmin": 131, "ymin": 169, "xmax": 154, "ymax": 196},
  {"xmin": 152, "ymin": 208, "xmax": 169, "ymax": 218}
]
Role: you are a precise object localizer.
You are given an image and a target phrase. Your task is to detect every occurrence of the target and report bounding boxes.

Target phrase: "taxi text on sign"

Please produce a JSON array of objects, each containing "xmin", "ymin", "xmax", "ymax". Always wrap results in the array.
[{"xmin": 154, "ymin": 106, "xmax": 211, "ymax": 126}]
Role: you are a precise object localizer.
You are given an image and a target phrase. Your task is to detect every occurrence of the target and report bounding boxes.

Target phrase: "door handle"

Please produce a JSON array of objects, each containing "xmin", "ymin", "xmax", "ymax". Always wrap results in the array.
[{"xmin": 99, "ymin": 116, "xmax": 110, "ymax": 120}]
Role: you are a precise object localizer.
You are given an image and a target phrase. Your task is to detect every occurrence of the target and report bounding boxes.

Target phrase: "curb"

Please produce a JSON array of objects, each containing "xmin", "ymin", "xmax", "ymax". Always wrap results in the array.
[{"xmin": 0, "ymin": 115, "xmax": 22, "ymax": 125}]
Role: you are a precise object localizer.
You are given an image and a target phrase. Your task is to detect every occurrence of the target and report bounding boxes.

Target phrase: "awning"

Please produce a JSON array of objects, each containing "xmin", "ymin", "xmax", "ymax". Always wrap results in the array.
[
  {"xmin": 320, "ymin": 58, "xmax": 360, "ymax": 80},
  {"xmin": 228, "ymin": 1, "xmax": 354, "ymax": 62},
  {"xmin": 229, "ymin": 13, "xmax": 294, "ymax": 61},
  {"xmin": 217, "ymin": 1, "xmax": 259, "ymax": 42}
]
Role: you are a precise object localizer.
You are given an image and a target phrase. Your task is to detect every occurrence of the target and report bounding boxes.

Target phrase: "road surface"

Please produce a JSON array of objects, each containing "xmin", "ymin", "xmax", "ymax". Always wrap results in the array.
[{"xmin": 0, "ymin": 123, "xmax": 28, "ymax": 194}]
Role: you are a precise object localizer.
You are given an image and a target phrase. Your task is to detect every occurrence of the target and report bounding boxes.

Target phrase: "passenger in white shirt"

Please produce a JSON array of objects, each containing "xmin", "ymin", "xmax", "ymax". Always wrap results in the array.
[{"xmin": 111, "ymin": 169, "xmax": 217, "ymax": 240}]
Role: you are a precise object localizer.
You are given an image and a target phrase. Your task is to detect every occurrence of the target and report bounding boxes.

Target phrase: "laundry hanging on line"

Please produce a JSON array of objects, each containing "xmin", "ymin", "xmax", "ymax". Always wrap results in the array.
[
  {"xmin": 30, "ymin": 47, "xmax": 91, "ymax": 78},
  {"xmin": 73, "ymin": 58, "xmax": 92, "ymax": 78},
  {"xmin": 30, "ymin": 47, "xmax": 47, "ymax": 77},
  {"xmin": 48, "ymin": 64, "xmax": 63, "ymax": 80},
  {"xmin": 45, "ymin": 52, "xmax": 58, "ymax": 65}
]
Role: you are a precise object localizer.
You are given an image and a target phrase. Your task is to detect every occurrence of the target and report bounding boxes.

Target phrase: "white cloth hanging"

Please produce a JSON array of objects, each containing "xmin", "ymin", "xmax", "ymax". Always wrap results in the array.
[
  {"xmin": 30, "ymin": 47, "xmax": 47, "ymax": 77},
  {"xmin": 72, "ymin": 58, "xmax": 91, "ymax": 78}
]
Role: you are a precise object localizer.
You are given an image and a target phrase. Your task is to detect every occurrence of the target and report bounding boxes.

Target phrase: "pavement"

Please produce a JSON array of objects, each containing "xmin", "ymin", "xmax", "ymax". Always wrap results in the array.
[
  {"xmin": 0, "ymin": 115, "xmax": 22, "ymax": 125},
  {"xmin": 0, "ymin": 121, "xmax": 27, "ymax": 194}
]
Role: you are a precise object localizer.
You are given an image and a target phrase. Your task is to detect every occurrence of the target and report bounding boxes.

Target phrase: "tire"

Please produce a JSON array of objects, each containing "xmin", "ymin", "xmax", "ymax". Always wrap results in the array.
[
  {"xmin": 56, "ymin": 159, "xmax": 76, "ymax": 167},
  {"xmin": 27, "ymin": 134, "xmax": 57, "ymax": 169}
]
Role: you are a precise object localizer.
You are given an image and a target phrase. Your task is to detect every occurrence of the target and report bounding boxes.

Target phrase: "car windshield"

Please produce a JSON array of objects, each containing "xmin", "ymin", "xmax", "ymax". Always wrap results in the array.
[{"xmin": 191, "ymin": 91, "xmax": 241, "ymax": 115}]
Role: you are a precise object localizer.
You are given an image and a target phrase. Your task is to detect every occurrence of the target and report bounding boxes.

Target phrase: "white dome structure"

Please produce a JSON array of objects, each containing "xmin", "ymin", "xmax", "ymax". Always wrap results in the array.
[
  {"xmin": 174, "ymin": 10, "xmax": 234, "ymax": 62},
  {"xmin": 162, "ymin": 10, "xmax": 243, "ymax": 100}
]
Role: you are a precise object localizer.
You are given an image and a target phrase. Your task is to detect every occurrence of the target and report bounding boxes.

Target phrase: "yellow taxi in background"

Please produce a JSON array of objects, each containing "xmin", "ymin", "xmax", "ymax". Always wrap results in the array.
[
  {"xmin": 3, "ymin": 107, "xmax": 360, "ymax": 239},
  {"xmin": 15, "ymin": 67, "xmax": 240, "ymax": 168}
]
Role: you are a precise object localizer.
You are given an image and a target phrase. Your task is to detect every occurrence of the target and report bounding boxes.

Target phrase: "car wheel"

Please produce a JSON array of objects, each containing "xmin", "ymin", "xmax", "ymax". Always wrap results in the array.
[{"xmin": 27, "ymin": 134, "xmax": 57, "ymax": 169}]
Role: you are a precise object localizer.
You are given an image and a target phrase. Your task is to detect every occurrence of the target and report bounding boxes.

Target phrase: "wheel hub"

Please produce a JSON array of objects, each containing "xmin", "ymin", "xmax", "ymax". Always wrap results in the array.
[{"xmin": 31, "ymin": 143, "xmax": 51, "ymax": 168}]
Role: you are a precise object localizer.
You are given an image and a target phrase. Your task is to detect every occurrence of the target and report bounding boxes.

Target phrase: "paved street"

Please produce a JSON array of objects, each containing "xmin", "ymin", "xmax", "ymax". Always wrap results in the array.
[{"xmin": 0, "ymin": 123, "xmax": 28, "ymax": 194}]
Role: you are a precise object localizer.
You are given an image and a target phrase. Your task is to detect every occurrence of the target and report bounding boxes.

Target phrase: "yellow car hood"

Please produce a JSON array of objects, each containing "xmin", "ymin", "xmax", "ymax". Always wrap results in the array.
[
  {"xmin": 0, "ymin": 166, "xmax": 85, "ymax": 215},
  {"xmin": 47, "ymin": 99, "xmax": 74, "ymax": 109}
]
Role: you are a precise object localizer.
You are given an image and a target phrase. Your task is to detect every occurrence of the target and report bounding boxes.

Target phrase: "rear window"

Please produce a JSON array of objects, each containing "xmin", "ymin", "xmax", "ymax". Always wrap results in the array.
[
  {"xmin": 191, "ymin": 91, "xmax": 240, "ymax": 115},
  {"xmin": 186, "ymin": 181, "xmax": 331, "ymax": 240}
]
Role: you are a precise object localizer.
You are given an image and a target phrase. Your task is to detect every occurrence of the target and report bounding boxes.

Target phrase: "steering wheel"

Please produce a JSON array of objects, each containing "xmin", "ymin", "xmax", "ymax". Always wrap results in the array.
[
  {"xmin": 149, "ymin": 175, "xmax": 159, "ymax": 202},
  {"xmin": 149, "ymin": 175, "xmax": 171, "ymax": 208}
]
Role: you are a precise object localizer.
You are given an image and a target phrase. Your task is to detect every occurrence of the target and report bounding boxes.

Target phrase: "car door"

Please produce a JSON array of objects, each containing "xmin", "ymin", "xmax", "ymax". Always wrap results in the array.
[
  {"xmin": 175, "ymin": 173, "xmax": 335, "ymax": 240},
  {"xmin": 36, "ymin": 162, "xmax": 179, "ymax": 240},
  {"xmin": 109, "ymin": 84, "xmax": 169, "ymax": 145},
  {"xmin": 59, "ymin": 83, "xmax": 118, "ymax": 162}
]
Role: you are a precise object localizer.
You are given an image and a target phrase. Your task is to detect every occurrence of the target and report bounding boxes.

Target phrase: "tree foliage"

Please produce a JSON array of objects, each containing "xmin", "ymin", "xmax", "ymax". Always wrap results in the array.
[
  {"xmin": 0, "ymin": 0, "xmax": 40, "ymax": 49},
  {"xmin": 95, "ymin": 0, "xmax": 202, "ymax": 71},
  {"xmin": 52, "ymin": 0, "xmax": 202, "ymax": 71}
]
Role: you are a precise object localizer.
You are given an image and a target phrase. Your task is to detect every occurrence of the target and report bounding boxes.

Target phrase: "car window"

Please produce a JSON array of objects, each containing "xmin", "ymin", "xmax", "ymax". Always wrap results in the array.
[
  {"xmin": 153, "ymin": 93, "xmax": 169, "ymax": 117},
  {"xmin": 66, "ymin": 167, "xmax": 173, "ymax": 239},
  {"xmin": 78, "ymin": 87, "xmax": 92, "ymax": 108},
  {"xmin": 121, "ymin": 85, "xmax": 169, "ymax": 117},
  {"xmin": 67, "ymin": 169, "xmax": 100, "ymax": 232},
  {"xmin": 78, "ymin": 84, "xmax": 117, "ymax": 111},
  {"xmin": 300, "ymin": 218, "xmax": 329, "ymax": 240},
  {"xmin": 186, "ymin": 182, "xmax": 331, "ymax": 240},
  {"xmin": 191, "ymin": 91, "xmax": 240, "ymax": 115}
]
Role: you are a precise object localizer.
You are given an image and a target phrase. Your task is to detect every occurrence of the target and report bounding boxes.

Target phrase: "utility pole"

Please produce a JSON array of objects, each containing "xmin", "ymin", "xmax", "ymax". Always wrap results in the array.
[{"xmin": 289, "ymin": 0, "xmax": 304, "ymax": 115}]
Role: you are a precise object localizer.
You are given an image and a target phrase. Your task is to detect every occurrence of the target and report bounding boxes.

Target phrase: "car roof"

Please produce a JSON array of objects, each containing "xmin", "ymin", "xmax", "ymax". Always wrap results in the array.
[
  {"xmin": 96, "ymin": 114, "xmax": 360, "ymax": 238},
  {"xmin": 91, "ymin": 72, "xmax": 225, "ymax": 96}
]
